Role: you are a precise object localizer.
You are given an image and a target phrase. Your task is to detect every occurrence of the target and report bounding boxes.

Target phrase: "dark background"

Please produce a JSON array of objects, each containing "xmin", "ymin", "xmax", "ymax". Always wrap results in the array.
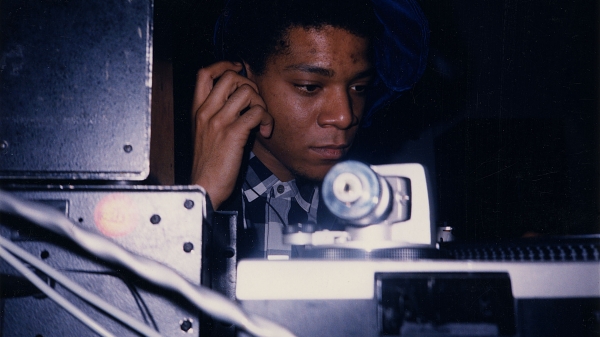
[{"xmin": 154, "ymin": 0, "xmax": 599, "ymax": 242}]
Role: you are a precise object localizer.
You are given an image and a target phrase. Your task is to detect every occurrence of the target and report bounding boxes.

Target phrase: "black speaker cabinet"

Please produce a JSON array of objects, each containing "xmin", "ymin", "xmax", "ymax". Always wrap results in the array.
[
  {"xmin": 0, "ymin": 186, "xmax": 207, "ymax": 336},
  {"xmin": 0, "ymin": 0, "xmax": 153, "ymax": 180}
]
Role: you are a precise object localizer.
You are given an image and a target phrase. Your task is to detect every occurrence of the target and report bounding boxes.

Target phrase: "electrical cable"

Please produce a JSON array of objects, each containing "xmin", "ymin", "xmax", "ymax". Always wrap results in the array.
[
  {"xmin": 63, "ymin": 268, "xmax": 161, "ymax": 334},
  {"xmin": 126, "ymin": 282, "xmax": 151, "ymax": 326},
  {"xmin": 0, "ymin": 244, "xmax": 116, "ymax": 337},
  {"xmin": 0, "ymin": 190, "xmax": 297, "ymax": 337},
  {"xmin": 0, "ymin": 236, "xmax": 162, "ymax": 337},
  {"xmin": 245, "ymin": 179, "xmax": 288, "ymax": 226},
  {"xmin": 124, "ymin": 280, "xmax": 159, "ymax": 331}
]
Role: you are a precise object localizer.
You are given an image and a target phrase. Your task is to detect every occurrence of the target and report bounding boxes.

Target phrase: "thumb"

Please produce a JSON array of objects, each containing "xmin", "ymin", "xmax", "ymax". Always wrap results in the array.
[{"xmin": 259, "ymin": 111, "xmax": 274, "ymax": 138}]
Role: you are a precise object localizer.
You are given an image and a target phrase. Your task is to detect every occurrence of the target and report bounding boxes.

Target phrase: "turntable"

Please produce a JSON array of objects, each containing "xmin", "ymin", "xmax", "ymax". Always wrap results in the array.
[{"xmin": 234, "ymin": 161, "xmax": 600, "ymax": 337}]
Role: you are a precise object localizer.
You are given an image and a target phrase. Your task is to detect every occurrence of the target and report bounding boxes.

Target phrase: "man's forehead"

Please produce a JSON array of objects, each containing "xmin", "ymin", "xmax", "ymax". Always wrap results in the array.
[
  {"xmin": 282, "ymin": 64, "xmax": 375, "ymax": 81},
  {"xmin": 283, "ymin": 25, "xmax": 370, "ymax": 48},
  {"xmin": 283, "ymin": 64, "xmax": 335, "ymax": 77},
  {"xmin": 271, "ymin": 26, "xmax": 372, "ymax": 73}
]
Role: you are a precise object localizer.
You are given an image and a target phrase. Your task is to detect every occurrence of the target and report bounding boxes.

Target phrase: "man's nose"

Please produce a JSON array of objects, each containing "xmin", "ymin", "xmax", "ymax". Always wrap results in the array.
[{"xmin": 317, "ymin": 88, "xmax": 357, "ymax": 130}]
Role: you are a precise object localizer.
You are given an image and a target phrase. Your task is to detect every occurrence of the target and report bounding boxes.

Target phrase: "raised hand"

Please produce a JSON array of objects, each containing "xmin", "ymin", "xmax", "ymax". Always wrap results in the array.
[{"xmin": 191, "ymin": 61, "xmax": 273, "ymax": 209}]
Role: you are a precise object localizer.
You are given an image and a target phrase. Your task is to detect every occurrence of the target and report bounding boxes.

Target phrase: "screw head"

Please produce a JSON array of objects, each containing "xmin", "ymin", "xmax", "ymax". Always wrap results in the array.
[
  {"xmin": 183, "ymin": 199, "xmax": 195, "ymax": 209},
  {"xmin": 183, "ymin": 242, "xmax": 194, "ymax": 253},
  {"xmin": 180, "ymin": 318, "xmax": 193, "ymax": 332},
  {"xmin": 123, "ymin": 144, "xmax": 133, "ymax": 153},
  {"xmin": 40, "ymin": 250, "xmax": 50, "ymax": 260},
  {"xmin": 150, "ymin": 214, "xmax": 161, "ymax": 225}
]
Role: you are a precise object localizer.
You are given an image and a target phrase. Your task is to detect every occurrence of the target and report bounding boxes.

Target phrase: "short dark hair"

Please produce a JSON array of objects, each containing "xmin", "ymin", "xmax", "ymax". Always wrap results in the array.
[{"xmin": 215, "ymin": 0, "xmax": 379, "ymax": 75}]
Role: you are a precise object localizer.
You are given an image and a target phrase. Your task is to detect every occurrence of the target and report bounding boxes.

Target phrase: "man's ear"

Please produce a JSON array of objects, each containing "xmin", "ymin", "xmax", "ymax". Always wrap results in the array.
[{"xmin": 243, "ymin": 61, "xmax": 256, "ymax": 80}]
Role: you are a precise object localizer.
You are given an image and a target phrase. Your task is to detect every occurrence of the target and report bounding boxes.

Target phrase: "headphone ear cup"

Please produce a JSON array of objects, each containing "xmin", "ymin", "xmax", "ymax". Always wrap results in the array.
[
  {"xmin": 213, "ymin": 0, "xmax": 240, "ymax": 60},
  {"xmin": 212, "ymin": 8, "xmax": 227, "ymax": 60}
]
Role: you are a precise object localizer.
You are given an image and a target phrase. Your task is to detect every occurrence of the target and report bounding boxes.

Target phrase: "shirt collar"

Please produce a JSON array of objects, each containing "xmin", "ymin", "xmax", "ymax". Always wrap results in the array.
[{"xmin": 242, "ymin": 152, "xmax": 317, "ymax": 212}]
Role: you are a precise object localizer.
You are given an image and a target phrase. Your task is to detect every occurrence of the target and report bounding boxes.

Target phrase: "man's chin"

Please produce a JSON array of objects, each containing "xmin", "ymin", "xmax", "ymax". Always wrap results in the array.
[{"xmin": 291, "ymin": 163, "xmax": 338, "ymax": 184}]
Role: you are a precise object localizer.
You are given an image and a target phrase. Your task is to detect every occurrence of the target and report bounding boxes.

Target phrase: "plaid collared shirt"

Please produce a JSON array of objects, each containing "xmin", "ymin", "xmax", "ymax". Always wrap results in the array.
[{"xmin": 241, "ymin": 152, "xmax": 320, "ymax": 260}]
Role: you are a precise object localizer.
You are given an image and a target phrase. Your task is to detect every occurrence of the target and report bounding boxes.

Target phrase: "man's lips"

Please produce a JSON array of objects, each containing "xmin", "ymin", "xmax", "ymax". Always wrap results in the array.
[{"xmin": 309, "ymin": 144, "xmax": 349, "ymax": 160}]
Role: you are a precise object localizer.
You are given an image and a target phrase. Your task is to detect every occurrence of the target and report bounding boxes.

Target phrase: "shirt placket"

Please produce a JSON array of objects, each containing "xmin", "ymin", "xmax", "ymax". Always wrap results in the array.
[{"xmin": 265, "ymin": 182, "xmax": 294, "ymax": 259}]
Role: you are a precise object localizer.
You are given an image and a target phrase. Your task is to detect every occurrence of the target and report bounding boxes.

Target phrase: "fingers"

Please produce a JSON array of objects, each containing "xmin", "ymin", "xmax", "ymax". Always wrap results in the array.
[
  {"xmin": 193, "ymin": 82, "xmax": 268, "ymax": 143},
  {"xmin": 190, "ymin": 103, "xmax": 272, "ymax": 209},
  {"xmin": 232, "ymin": 105, "xmax": 274, "ymax": 139},
  {"xmin": 194, "ymin": 65, "xmax": 268, "ymax": 134},
  {"xmin": 192, "ymin": 61, "xmax": 243, "ymax": 114},
  {"xmin": 190, "ymin": 61, "xmax": 273, "ymax": 208},
  {"xmin": 193, "ymin": 62, "xmax": 260, "ymax": 120},
  {"xmin": 218, "ymin": 83, "xmax": 266, "ymax": 117},
  {"xmin": 243, "ymin": 105, "xmax": 274, "ymax": 139}
]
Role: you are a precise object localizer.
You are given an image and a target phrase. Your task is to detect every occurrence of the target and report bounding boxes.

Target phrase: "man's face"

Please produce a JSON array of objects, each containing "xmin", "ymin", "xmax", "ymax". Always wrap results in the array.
[{"xmin": 249, "ymin": 25, "xmax": 372, "ymax": 182}]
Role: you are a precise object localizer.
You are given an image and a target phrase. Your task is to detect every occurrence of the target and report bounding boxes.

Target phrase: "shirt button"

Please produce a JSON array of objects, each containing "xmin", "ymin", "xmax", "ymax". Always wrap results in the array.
[{"xmin": 277, "ymin": 185, "xmax": 285, "ymax": 194}]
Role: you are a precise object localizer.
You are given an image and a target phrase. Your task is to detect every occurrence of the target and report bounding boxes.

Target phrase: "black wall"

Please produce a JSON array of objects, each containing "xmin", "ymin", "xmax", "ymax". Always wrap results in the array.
[{"xmin": 157, "ymin": 0, "xmax": 599, "ymax": 241}]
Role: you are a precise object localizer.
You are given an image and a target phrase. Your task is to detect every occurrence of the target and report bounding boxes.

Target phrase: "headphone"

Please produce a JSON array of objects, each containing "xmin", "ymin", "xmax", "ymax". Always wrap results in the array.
[{"xmin": 213, "ymin": 0, "xmax": 430, "ymax": 124}]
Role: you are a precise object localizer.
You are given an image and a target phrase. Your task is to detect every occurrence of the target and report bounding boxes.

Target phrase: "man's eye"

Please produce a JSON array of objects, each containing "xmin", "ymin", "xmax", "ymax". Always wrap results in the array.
[
  {"xmin": 295, "ymin": 84, "xmax": 320, "ymax": 93},
  {"xmin": 351, "ymin": 84, "xmax": 368, "ymax": 93}
]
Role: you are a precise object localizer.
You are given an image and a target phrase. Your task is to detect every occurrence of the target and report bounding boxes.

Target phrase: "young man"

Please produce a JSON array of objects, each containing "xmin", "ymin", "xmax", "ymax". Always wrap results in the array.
[{"xmin": 191, "ymin": 0, "xmax": 428, "ymax": 259}]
